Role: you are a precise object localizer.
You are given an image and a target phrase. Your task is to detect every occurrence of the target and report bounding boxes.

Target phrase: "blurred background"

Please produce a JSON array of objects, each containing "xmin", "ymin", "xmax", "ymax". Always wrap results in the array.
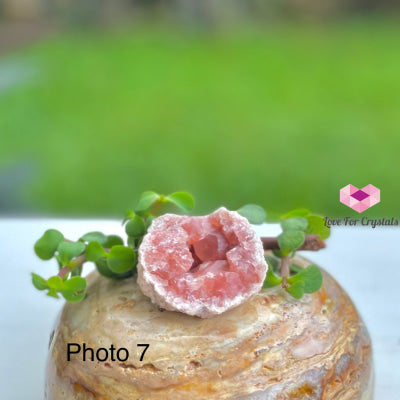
[{"xmin": 0, "ymin": 0, "xmax": 399, "ymax": 218}]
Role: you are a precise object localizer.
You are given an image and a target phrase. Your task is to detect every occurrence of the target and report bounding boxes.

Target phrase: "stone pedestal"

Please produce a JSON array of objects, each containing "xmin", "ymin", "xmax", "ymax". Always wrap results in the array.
[{"xmin": 46, "ymin": 259, "xmax": 373, "ymax": 399}]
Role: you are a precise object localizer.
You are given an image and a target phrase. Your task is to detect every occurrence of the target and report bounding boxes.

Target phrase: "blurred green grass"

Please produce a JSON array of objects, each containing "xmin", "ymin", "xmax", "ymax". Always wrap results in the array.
[{"xmin": 1, "ymin": 19, "xmax": 399, "ymax": 218}]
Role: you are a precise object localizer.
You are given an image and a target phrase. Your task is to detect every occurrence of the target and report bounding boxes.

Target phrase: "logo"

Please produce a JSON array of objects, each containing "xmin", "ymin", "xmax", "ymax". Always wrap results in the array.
[
  {"xmin": 325, "ymin": 184, "xmax": 394, "ymax": 227},
  {"xmin": 340, "ymin": 184, "xmax": 380, "ymax": 213}
]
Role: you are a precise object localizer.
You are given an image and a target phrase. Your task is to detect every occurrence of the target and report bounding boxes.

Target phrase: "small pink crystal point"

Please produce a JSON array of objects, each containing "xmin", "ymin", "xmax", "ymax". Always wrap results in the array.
[{"xmin": 192, "ymin": 232, "xmax": 230, "ymax": 262}]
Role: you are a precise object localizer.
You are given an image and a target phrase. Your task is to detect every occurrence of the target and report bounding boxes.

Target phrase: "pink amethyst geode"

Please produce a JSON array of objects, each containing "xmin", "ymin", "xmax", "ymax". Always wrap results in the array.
[{"xmin": 137, "ymin": 207, "xmax": 267, "ymax": 318}]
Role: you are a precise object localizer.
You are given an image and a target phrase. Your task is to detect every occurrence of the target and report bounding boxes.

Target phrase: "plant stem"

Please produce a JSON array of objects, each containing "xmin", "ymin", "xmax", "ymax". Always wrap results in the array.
[
  {"xmin": 71, "ymin": 253, "xmax": 87, "ymax": 268},
  {"xmin": 58, "ymin": 254, "xmax": 87, "ymax": 279},
  {"xmin": 58, "ymin": 266, "xmax": 70, "ymax": 279},
  {"xmin": 281, "ymin": 256, "xmax": 290, "ymax": 288},
  {"xmin": 261, "ymin": 234, "xmax": 325, "ymax": 252}
]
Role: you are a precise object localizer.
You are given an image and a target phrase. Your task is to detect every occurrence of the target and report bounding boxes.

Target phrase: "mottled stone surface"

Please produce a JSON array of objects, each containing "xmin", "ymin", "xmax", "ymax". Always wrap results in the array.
[{"xmin": 46, "ymin": 256, "xmax": 373, "ymax": 400}]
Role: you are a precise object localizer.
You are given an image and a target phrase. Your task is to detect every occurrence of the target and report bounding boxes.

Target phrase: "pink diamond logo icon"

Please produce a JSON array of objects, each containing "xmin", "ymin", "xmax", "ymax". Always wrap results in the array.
[{"xmin": 340, "ymin": 184, "xmax": 380, "ymax": 213}]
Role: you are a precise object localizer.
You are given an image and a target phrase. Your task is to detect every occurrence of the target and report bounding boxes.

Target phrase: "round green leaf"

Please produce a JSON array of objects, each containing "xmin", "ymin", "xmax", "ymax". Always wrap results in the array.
[
  {"xmin": 263, "ymin": 267, "xmax": 282, "ymax": 289},
  {"xmin": 63, "ymin": 276, "xmax": 86, "ymax": 291},
  {"xmin": 237, "ymin": 204, "xmax": 266, "ymax": 225},
  {"xmin": 286, "ymin": 280, "xmax": 305, "ymax": 299},
  {"xmin": 123, "ymin": 210, "xmax": 135, "ymax": 225},
  {"xmin": 47, "ymin": 276, "xmax": 64, "ymax": 290},
  {"xmin": 60, "ymin": 276, "xmax": 87, "ymax": 302},
  {"xmin": 103, "ymin": 235, "xmax": 124, "ymax": 248},
  {"xmin": 85, "ymin": 241, "xmax": 107, "ymax": 262},
  {"xmin": 34, "ymin": 229, "xmax": 64, "ymax": 260},
  {"xmin": 114, "ymin": 270, "xmax": 135, "ymax": 279},
  {"xmin": 287, "ymin": 264, "xmax": 323, "ymax": 294},
  {"xmin": 264, "ymin": 254, "xmax": 280, "ymax": 271},
  {"xmin": 107, "ymin": 246, "xmax": 137, "ymax": 274},
  {"xmin": 80, "ymin": 231, "xmax": 107, "ymax": 246},
  {"xmin": 165, "ymin": 192, "xmax": 195, "ymax": 212},
  {"xmin": 31, "ymin": 273, "xmax": 48, "ymax": 290},
  {"xmin": 47, "ymin": 288, "xmax": 59, "ymax": 298},
  {"xmin": 125, "ymin": 215, "xmax": 146, "ymax": 238},
  {"xmin": 277, "ymin": 230, "xmax": 305, "ymax": 256},
  {"xmin": 61, "ymin": 290, "xmax": 86, "ymax": 302},
  {"xmin": 281, "ymin": 217, "xmax": 308, "ymax": 232},
  {"xmin": 305, "ymin": 215, "xmax": 330, "ymax": 240},
  {"xmin": 135, "ymin": 191, "xmax": 160, "ymax": 213},
  {"xmin": 95, "ymin": 258, "xmax": 116, "ymax": 278},
  {"xmin": 57, "ymin": 241, "xmax": 86, "ymax": 265}
]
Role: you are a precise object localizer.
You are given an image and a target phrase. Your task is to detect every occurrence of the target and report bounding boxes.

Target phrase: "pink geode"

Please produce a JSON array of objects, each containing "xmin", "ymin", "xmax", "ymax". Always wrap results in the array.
[{"xmin": 137, "ymin": 207, "xmax": 267, "ymax": 318}]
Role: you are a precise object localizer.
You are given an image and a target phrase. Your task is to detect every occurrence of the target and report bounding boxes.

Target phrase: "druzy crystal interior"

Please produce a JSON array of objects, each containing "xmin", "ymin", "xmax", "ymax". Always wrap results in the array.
[{"xmin": 137, "ymin": 207, "xmax": 267, "ymax": 318}]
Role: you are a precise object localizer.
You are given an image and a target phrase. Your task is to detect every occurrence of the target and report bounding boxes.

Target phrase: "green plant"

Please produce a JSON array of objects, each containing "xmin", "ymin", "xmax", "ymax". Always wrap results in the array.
[
  {"xmin": 32, "ymin": 194, "xmax": 328, "ymax": 302},
  {"xmin": 32, "ymin": 191, "xmax": 195, "ymax": 302},
  {"xmin": 263, "ymin": 209, "xmax": 329, "ymax": 298}
]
